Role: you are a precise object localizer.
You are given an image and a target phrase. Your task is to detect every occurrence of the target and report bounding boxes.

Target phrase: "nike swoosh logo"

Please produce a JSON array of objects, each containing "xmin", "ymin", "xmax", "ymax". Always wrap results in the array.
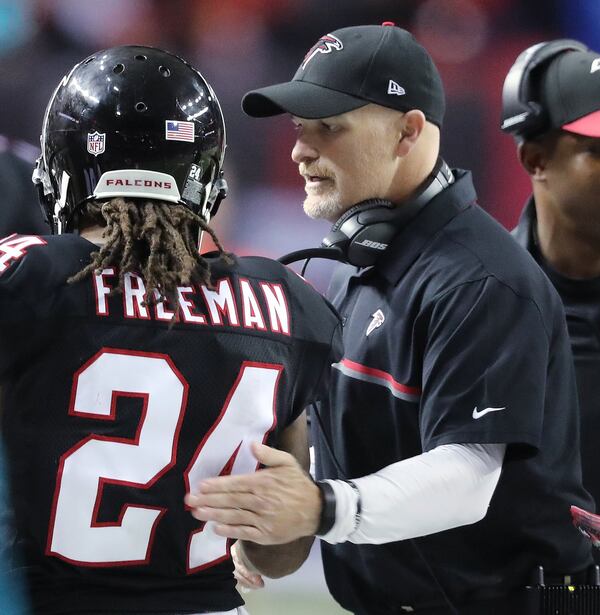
[{"xmin": 472, "ymin": 406, "xmax": 506, "ymax": 419}]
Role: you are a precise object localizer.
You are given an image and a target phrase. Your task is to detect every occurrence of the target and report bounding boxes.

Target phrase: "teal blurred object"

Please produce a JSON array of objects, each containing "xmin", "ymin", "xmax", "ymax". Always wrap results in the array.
[
  {"xmin": 0, "ymin": 439, "xmax": 28, "ymax": 614},
  {"xmin": 0, "ymin": 0, "xmax": 34, "ymax": 53}
]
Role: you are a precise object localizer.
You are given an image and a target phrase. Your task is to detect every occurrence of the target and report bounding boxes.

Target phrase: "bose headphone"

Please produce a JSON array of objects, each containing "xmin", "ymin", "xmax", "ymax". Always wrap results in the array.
[
  {"xmin": 501, "ymin": 39, "xmax": 588, "ymax": 140},
  {"xmin": 312, "ymin": 157, "xmax": 453, "ymax": 267}
]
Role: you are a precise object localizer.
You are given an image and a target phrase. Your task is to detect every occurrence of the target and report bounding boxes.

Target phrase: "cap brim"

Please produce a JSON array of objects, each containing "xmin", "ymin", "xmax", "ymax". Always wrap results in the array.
[
  {"xmin": 562, "ymin": 109, "xmax": 600, "ymax": 137},
  {"xmin": 242, "ymin": 81, "xmax": 368, "ymax": 119}
]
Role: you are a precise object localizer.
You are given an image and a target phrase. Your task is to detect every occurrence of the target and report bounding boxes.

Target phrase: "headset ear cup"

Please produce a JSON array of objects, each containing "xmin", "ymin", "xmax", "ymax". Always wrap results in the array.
[
  {"xmin": 323, "ymin": 200, "xmax": 394, "ymax": 253},
  {"xmin": 524, "ymin": 101, "xmax": 546, "ymax": 136},
  {"xmin": 501, "ymin": 39, "xmax": 589, "ymax": 139},
  {"xmin": 321, "ymin": 161, "xmax": 451, "ymax": 266},
  {"xmin": 329, "ymin": 199, "xmax": 393, "ymax": 232},
  {"xmin": 329, "ymin": 204, "xmax": 364, "ymax": 233}
]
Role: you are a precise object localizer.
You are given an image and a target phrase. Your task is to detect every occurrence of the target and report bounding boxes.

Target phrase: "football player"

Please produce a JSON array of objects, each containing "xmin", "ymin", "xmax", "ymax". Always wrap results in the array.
[{"xmin": 0, "ymin": 45, "xmax": 341, "ymax": 615}]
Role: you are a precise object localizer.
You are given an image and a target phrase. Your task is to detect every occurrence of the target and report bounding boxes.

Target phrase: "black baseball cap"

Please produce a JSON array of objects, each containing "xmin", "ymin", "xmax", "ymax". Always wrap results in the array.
[
  {"xmin": 542, "ymin": 49, "xmax": 600, "ymax": 137},
  {"xmin": 242, "ymin": 23, "xmax": 445, "ymax": 127}
]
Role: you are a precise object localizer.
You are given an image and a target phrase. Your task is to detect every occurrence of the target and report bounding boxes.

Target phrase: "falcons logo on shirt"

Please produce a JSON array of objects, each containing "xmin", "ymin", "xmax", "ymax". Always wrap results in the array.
[
  {"xmin": 366, "ymin": 309, "xmax": 385, "ymax": 337},
  {"xmin": 301, "ymin": 34, "xmax": 343, "ymax": 69}
]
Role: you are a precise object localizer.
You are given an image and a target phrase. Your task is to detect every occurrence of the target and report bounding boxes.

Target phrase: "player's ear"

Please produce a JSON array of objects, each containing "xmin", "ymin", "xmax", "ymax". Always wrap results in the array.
[
  {"xmin": 396, "ymin": 110, "xmax": 425, "ymax": 157},
  {"xmin": 519, "ymin": 141, "xmax": 545, "ymax": 180}
]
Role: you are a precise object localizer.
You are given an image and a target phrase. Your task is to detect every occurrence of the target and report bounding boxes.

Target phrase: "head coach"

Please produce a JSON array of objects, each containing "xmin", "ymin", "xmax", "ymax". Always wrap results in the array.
[
  {"xmin": 186, "ymin": 23, "xmax": 595, "ymax": 614},
  {"xmin": 502, "ymin": 39, "xmax": 600, "ymax": 566}
]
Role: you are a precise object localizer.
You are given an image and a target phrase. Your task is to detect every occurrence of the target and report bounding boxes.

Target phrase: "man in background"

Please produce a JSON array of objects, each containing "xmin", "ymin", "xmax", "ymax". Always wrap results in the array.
[{"xmin": 502, "ymin": 41, "xmax": 600, "ymax": 564}]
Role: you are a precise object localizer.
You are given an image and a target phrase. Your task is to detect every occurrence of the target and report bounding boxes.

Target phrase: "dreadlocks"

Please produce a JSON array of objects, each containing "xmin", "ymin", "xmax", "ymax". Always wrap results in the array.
[{"xmin": 68, "ymin": 198, "xmax": 231, "ymax": 304}]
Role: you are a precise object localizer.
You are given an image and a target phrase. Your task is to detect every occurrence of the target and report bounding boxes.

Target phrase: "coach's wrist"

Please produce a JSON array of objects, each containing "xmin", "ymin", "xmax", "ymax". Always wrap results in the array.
[
  {"xmin": 315, "ymin": 480, "xmax": 337, "ymax": 536},
  {"xmin": 315, "ymin": 479, "xmax": 362, "ymax": 544}
]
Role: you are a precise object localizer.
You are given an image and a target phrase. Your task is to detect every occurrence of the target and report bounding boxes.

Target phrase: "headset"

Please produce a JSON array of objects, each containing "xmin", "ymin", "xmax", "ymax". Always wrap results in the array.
[
  {"xmin": 279, "ymin": 157, "xmax": 453, "ymax": 268},
  {"xmin": 501, "ymin": 39, "xmax": 588, "ymax": 140}
]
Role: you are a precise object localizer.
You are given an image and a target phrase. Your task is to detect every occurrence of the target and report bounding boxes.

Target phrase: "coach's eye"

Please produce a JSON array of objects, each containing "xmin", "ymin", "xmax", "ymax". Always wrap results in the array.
[{"xmin": 320, "ymin": 121, "xmax": 341, "ymax": 133}]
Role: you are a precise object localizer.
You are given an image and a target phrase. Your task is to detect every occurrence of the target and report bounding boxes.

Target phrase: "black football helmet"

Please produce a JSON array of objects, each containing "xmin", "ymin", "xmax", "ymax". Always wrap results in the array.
[{"xmin": 33, "ymin": 45, "xmax": 227, "ymax": 233}]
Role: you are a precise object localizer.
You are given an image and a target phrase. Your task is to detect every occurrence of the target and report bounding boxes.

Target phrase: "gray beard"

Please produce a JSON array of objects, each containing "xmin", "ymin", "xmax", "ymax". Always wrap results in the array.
[{"xmin": 303, "ymin": 195, "xmax": 347, "ymax": 222}]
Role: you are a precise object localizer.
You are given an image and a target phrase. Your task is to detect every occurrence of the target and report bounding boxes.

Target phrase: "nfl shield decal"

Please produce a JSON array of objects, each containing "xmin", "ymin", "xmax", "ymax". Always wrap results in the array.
[{"xmin": 87, "ymin": 132, "xmax": 106, "ymax": 156}]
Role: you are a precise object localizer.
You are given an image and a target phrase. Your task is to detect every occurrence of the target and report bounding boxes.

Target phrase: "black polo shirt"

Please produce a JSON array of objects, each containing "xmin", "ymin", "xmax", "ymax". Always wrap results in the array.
[
  {"xmin": 313, "ymin": 170, "xmax": 594, "ymax": 614},
  {"xmin": 514, "ymin": 198, "xmax": 600, "ymax": 564}
]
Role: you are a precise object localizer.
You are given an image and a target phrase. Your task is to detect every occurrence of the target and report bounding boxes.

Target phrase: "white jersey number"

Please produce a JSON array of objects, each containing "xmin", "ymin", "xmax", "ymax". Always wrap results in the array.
[{"xmin": 47, "ymin": 349, "xmax": 280, "ymax": 567}]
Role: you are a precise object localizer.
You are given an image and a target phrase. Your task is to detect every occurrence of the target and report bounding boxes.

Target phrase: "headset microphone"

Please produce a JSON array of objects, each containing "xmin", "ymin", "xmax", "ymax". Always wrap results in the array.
[{"xmin": 278, "ymin": 246, "xmax": 345, "ymax": 266}]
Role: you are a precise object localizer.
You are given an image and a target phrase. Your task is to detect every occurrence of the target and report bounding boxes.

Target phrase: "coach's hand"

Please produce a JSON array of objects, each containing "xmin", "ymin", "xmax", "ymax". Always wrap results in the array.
[{"xmin": 184, "ymin": 442, "xmax": 321, "ymax": 544}]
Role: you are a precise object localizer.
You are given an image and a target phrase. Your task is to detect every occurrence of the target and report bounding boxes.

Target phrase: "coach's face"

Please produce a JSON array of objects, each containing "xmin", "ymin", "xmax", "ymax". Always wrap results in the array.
[{"xmin": 291, "ymin": 104, "xmax": 403, "ymax": 222}]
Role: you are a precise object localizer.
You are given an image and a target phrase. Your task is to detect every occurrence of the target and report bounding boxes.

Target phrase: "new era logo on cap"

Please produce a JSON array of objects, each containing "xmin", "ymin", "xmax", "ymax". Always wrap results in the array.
[
  {"xmin": 388, "ymin": 80, "xmax": 405, "ymax": 96},
  {"xmin": 591, "ymin": 58, "xmax": 600, "ymax": 74}
]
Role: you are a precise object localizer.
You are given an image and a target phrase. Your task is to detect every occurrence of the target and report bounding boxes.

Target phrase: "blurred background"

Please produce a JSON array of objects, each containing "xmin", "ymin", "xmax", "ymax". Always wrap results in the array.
[{"xmin": 0, "ymin": 1, "xmax": 599, "ymax": 613}]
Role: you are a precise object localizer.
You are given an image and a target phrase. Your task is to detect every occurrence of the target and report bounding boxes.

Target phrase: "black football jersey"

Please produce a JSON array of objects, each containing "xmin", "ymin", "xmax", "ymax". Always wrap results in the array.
[{"xmin": 0, "ymin": 233, "xmax": 342, "ymax": 615}]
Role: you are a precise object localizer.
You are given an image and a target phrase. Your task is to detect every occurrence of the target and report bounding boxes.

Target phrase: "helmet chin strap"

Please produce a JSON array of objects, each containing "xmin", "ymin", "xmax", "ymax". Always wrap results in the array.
[
  {"xmin": 197, "ymin": 229, "xmax": 206, "ymax": 254},
  {"xmin": 32, "ymin": 156, "xmax": 71, "ymax": 235},
  {"xmin": 55, "ymin": 172, "xmax": 71, "ymax": 234},
  {"xmin": 196, "ymin": 176, "xmax": 229, "ymax": 251},
  {"xmin": 32, "ymin": 155, "xmax": 56, "ymax": 232},
  {"xmin": 202, "ymin": 175, "xmax": 228, "ymax": 222}
]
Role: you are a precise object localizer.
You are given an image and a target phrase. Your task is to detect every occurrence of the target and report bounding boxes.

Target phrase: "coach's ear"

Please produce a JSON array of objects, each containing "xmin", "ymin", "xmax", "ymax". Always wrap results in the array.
[{"xmin": 396, "ymin": 110, "xmax": 426, "ymax": 157}]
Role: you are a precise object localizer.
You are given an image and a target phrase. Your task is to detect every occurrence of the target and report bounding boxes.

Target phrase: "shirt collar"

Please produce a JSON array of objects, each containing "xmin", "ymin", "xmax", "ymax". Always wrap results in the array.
[{"xmin": 375, "ymin": 169, "xmax": 477, "ymax": 285}]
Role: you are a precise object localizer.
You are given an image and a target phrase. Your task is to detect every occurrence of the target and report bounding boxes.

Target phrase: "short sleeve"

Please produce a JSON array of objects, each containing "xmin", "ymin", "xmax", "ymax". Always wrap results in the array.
[{"xmin": 420, "ymin": 277, "xmax": 550, "ymax": 452}]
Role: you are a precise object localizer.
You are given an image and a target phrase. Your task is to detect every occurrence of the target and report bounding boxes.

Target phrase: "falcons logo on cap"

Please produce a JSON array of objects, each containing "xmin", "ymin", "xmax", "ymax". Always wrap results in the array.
[{"xmin": 301, "ymin": 34, "xmax": 343, "ymax": 69}]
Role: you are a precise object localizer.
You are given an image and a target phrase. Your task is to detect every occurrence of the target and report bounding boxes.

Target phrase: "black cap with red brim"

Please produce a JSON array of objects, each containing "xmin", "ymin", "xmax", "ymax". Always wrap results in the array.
[{"xmin": 542, "ymin": 50, "xmax": 600, "ymax": 137}]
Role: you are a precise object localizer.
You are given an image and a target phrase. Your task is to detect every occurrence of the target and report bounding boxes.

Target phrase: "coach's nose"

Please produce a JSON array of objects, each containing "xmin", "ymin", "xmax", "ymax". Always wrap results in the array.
[{"xmin": 291, "ymin": 134, "xmax": 319, "ymax": 165}]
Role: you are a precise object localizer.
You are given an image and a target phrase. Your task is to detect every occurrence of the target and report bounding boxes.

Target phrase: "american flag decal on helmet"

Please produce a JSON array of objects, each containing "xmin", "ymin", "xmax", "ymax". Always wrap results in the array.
[{"xmin": 301, "ymin": 34, "xmax": 343, "ymax": 69}]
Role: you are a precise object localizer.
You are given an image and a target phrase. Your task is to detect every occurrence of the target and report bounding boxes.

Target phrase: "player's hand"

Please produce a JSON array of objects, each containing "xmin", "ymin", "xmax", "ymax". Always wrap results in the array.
[
  {"xmin": 231, "ymin": 542, "xmax": 265, "ymax": 591},
  {"xmin": 184, "ymin": 442, "xmax": 321, "ymax": 544}
]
